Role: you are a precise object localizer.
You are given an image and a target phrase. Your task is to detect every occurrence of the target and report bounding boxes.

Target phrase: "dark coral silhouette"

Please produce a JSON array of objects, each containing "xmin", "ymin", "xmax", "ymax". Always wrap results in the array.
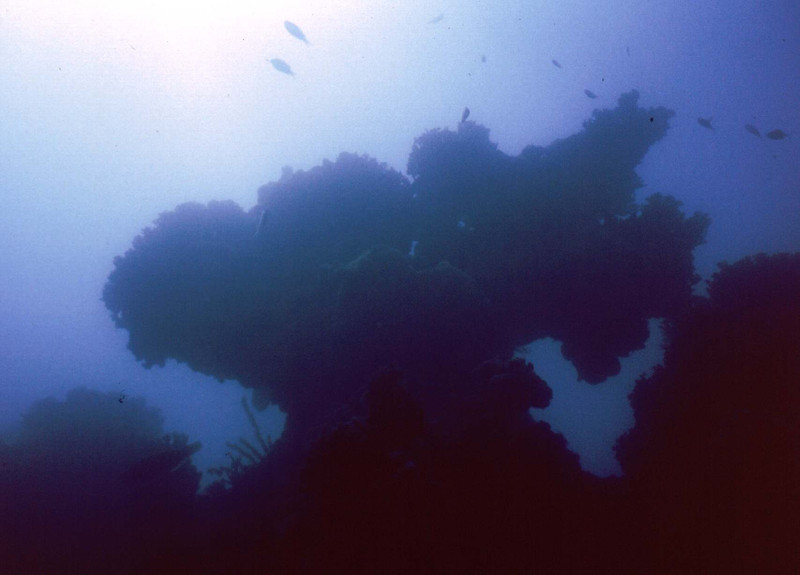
[
  {"xmin": 616, "ymin": 252, "xmax": 800, "ymax": 573},
  {"xmin": 0, "ymin": 388, "xmax": 200, "ymax": 574},
  {"xmin": 84, "ymin": 92, "xmax": 800, "ymax": 573},
  {"xmin": 103, "ymin": 92, "xmax": 708, "ymax": 454}
]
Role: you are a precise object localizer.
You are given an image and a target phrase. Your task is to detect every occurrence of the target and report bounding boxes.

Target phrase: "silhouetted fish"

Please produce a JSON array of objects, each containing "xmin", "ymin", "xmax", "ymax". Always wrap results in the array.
[
  {"xmin": 270, "ymin": 58, "xmax": 294, "ymax": 76},
  {"xmin": 766, "ymin": 129, "xmax": 789, "ymax": 140},
  {"xmin": 284, "ymin": 21, "xmax": 309, "ymax": 44},
  {"xmin": 584, "ymin": 89, "xmax": 597, "ymax": 99},
  {"xmin": 552, "ymin": 59, "xmax": 562, "ymax": 68},
  {"xmin": 481, "ymin": 54, "xmax": 486, "ymax": 63},
  {"xmin": 429, "ymin": 13, "xmax": 444, "ymax": 24},
  {"xmin": 745, "ymin": 124, "xmax": 761, "ymax": 137},
  {"xmin": 461, "ymin": 107, "xmax": 470, "ymax": 124},
  {"xmin": 697, "ymin": 117, "xmax": 713, "ymax": 129}
]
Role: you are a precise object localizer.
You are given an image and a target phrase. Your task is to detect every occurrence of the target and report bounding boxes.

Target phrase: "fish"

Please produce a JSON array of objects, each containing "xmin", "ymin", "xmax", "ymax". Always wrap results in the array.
[
  {"xmin": 766, "ymin": 129, "xmax": 789, "ymax": 140},
  {"xmin": 270, "ymin": 58, "xmax": 294, "ymax": 76},
  {"xmin": 284, "ymin": 21, "xmax": 309, "ymax": 44},
  {"xmin": 584, "ymin": 89, "xmax": 597, "ymax": 99},
  {"xmin": 429, "ymin": 13, "xmax": 444, "ymax": 24},
  {"xmin": 552, "ymin": 59, "xmax": 561, "ymax": 68},
  {"xmin": 122, "ymin": 442, "xmax": 202, "ymax": 484},
  {"xmin": 697, "ymin": 117, "xmax": 713, "ymax": 129},
  {"xmin": 481, "ymin": 54, "xmax": 486, "ymax": 63},
  {"xmin": 461, "ymin": 107, "xmax": 470, "ymax": 124},
  {"xmin": 745, "ymin": 124, "xmax": 761, "ymax": 137}
]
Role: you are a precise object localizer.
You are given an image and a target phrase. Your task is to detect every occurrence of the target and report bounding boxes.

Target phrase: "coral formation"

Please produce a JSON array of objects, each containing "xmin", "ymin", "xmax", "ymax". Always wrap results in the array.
[
  {"xmin": 45, "ymin": 93, "xmax": 793, "ymax": 573},
  {"xmin": 103, "ymin": 92, "xmax": 708, "ymax": 450}
]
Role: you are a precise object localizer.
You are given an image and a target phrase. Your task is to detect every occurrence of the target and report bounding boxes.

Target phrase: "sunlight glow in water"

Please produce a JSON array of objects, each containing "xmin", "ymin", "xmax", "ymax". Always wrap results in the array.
[{"xmin": 3, "ymin": 0, "xmax": 352, "ymax": 95}]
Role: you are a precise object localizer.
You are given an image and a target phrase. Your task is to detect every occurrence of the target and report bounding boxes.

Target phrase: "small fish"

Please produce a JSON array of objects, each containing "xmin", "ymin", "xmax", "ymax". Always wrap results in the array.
[
  {"xmin": 744, "ymin": 124, "xmax": 761, "ymax": 138},
  {"xmin": 584, "ymin": 89, "xmax": 597, "ymax": 99},
  {"xmin": 766, "ymin": 129, "xmax": 789, "ymax": 140},
  {"xmin": 461, "ymin": 107, "xmax": 470, "ymax": 124},
  {"xmin": 270, "ymin": 58, "xmax": 294, "ymax": 76},
  {"xmin": 284, "ymin": 21, "xmax": 309, "ymax": 44},
  {"xmin": 552, "ymin": 59, "xmax": 561, "ymax": 68},
  {"xmin": 481, "ymin": 54, "xmax": 486, "ymax": 63},
  {"xmin": 429, "ymin": 13, "xmax": 444, "ymax": 24},
  {"xmin": 697, "ymin": 117, "xmax": 713, "ymax": 130}
]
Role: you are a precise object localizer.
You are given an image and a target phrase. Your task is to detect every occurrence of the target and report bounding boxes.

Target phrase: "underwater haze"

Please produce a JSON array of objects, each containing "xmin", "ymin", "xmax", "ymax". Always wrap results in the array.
[{"xmin": 1, "ymin": 0, "xmax": 799, "ymax": 573}]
